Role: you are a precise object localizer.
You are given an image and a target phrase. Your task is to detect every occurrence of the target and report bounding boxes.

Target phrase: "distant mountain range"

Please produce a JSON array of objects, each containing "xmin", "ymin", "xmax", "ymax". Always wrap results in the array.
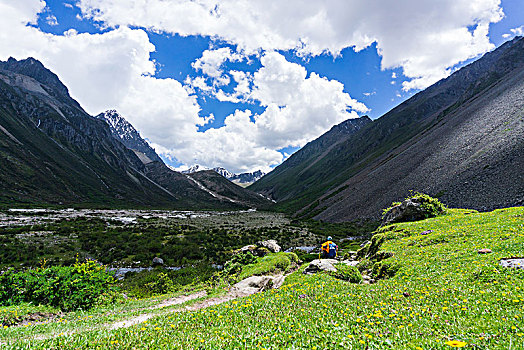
[
  {"xmin": 1, "ymin": 37, "xmax": 522, "ymax": 219},
  {"xmin": 250, "ymin": 36, "xmax": 524, "ymax": 221},
  {"xmin": 0, "ymin": 57, "xmax": 270, "ymax": 209},
  {"xmin": 182, "ymin": 165, "xmax": 266, "ymax": 186}
]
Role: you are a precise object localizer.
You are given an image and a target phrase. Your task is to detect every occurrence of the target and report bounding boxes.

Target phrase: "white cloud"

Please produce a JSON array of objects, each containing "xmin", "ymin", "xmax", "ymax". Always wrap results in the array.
[
  {"xmin": 503, "ymin": 25, "xmax": 524, "ymax": 39},
  {"xmin": 77, "ymin": 0, "xmax": 504, "ymax": 90},
  {"xmin": 46, "ymin": 14, "xmax": 58, "ymax": 26},
  {"xmin": 192, "ymin": 47, "xmax": 242, "ymax": 80},
  {"xmin": 0, "ymin": 0, "xmax": 508, "ymax": 173},
  {"xmin": 159, "ymin": 52, "xmax": 368, "ymax": 172},
  {"xmin": 0, "ymin": 1, "xmax": 366, "ymax": 173},
  {"xmin": 0, "ymin": 0, "xmax": 204, "ymax": 166}
]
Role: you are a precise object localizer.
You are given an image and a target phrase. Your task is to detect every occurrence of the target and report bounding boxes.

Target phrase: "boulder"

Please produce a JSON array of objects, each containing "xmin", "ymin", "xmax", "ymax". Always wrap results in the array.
[
  {"xmin": 256, "ymin": 239, "xmax": 281, "ymax": 253},
  {"xmin": 500, "ymin": 258, "xmax": 524, "ymax": 269},
  {"xmin": 152, "ymin": 257, "xmax": 164, "ymax": 266},
  {"xmin": 239, "ymin": 245, "xmax": 257, "ymax": 253},
  {"xmin": 478, "ymin": 248, "xmax": 492, "ymax": 254},
  {"xmin": 382, "ymin": 197, "xmax": 444, "ymax": 225},
  {"xmin": 341, "ymin": 260, "xmax": 359, "ymax": 267},
  {"xmin": 303, "ymin": 259, "xmax": 338, "ymax": 274},
  {"xmin": 234, "ymin": 245, "xmax": 270, "ymax": 257},
  {"xmin": 230, "ymin": 275, "xmax": 285, "ymax": 297}
]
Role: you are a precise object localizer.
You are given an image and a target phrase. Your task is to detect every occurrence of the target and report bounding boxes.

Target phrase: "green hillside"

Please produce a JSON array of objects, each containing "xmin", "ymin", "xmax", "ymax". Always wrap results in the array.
[{"xmin": 3, "ymin": 206, "xmax": 523, "ymax": 349}]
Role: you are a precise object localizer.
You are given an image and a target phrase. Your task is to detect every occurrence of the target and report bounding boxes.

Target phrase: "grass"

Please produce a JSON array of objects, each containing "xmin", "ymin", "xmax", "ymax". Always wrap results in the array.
[
  {"xmin": 237, "ymin": 252, "xmax": 298, "ymax": 281},
  {"xmin": 1, "ymin": 207, "xmax": 524, "ymax": 349},
  {"xmin": 0, "ymin": 304, "xmax": 58, "ymax": 327}
]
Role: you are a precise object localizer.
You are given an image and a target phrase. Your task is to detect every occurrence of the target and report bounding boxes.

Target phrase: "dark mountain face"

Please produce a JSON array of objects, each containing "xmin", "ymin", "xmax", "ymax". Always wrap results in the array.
[
  {"xmin": 96, "ymin": 110, "xmax": 162, "ymax": 164},
  {"xmin": 187, "ymin": 170, "xmax": 272, "ymax": 209},
  {"xmin": 249, "ymin": 115, "xmax": 372, "ymax": 203},
  {"xmin": 0, "ymin": 57, "xmax": 269, "ymax": 209},
  {"xmin": 251, "ymin": 36, "xmax": 524, "ymax": 221}
]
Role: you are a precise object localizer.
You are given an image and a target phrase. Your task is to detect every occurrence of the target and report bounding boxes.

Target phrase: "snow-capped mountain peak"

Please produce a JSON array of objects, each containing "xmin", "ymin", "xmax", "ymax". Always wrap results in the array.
[
  {"xmin": 181, "ymin": 164, "xmax": 210, "ymax": 174},
  {"xmin": 182, "ymin": 164, "xmax": 266, "ymax": 185},
  {"xmin": 96, "ymin": 110, "xmax": 162, "ymax": 163},
  {"xmin": 213, "ymin": 167, "xmax": 234, "ymax": 179}
]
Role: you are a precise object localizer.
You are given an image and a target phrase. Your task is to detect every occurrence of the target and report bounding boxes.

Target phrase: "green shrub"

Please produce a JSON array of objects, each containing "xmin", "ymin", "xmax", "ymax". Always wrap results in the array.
[
  {"xmin": 144, "ymin": 272, "xmax": 175, "ymax": 295},
  {"xmin": 330, "ymin": 264, "xmax": 362, "ymax": 283},
  {"xmin": 290, "ymin": 250, "xmax": 317, "ymax": 263},
  {"xmin": 0, "ymin": 260, "xmax": 115, "ymax": 311},
  {"xmin": 382, "ymin": 192, "xmax": 446, "ymax": 221},
  {"xmin": 237, "ymin": 253, "xmax": 295, "ymax": 281},
  {"xmin": 356, "ymin": 258, "xmax": 373, "ymax": 273},
  {"xmin": 285, "ymin": 252, "xmax": 300, "ymax": 264},
  {"xmin": 372, "ymin": 260, "xmax": 401, "ymax": 280},
  {"xmin": 273, "ymin": 255, "xmax": 292, "ymax": 271},
  {"xmin": 371, "ymin": 251, "xmax": 394, "ymax": 262},
  {"xmin": 223, "ymin": 252, "xmax": 257, "ymax": 276},
  {"xmin": 122, "ymin": 264, "xmax": 216, "ymax": 298},
  {"xmin": 356, "ymin": 242, "xmax": 370, "ymax": 259}
]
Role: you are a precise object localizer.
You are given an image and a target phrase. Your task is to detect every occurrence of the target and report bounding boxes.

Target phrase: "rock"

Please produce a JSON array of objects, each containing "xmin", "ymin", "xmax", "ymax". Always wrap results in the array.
[
  {"xmin": 230, "ymin": 275, "xmax": 285, "ymax": 297},
  {"xmin": 420, "ymin": 230, "xmax": 433, "ymax": 235},
  {"xmin": 239, "ymin": 245, "xmax": 257, "ymax": 253},
  {"xmin": 403, "ymin": 292, "xmax": 411, "ymax": 297},
  {"xmin": 152, "ymin": 257, "xmax": 164, "ymax": 266},
  {"xmin": 341, "ymin": 260, "xmax": 359, "ymax": 267},
  {"xmin": 500, "ymin": 258, "xmax": 524, "ymax": 269},
  {"xmin": 477, "ymin": 248, "xmax": 492, "ymax": 254},
  {"xmin": 303, "ymin": 259, "xmax": 338, "ymax": 274},
  {"xmin": 256, "ymin": 239, "xmax": 281, "ymax": 253},
  {"xmin": 382, "ymin": 197, "xmax": 444, "ymax": 225}
]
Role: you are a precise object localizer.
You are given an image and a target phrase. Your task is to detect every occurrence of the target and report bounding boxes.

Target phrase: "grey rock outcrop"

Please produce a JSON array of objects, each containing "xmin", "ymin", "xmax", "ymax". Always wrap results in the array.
[
  {"xmin": 256, "ymin": 240, "xmax": 281, "ymax": 253},
  {"xmin": 152, "ymin": 257, "xmax": 164, "ymax": 266},
  {"xmin": 230, "ymin": 275, "xmax": 285, "ymax": 297},
  {"xmin": 303, "ymin": 259, "xmax": 338, "ymax": 274},
  {"xmin": 500, "ymin": 258, "xmax": 524, "ymax": 269},
  {"xmin": 304, "ymin": 259, "xmax": 361, "ymax": 275}
]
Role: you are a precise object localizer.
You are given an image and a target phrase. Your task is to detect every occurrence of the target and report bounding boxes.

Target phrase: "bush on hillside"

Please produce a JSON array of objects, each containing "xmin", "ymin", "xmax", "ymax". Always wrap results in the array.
[
  {"xmin": 356, "ymin": 258, "xmax": 373, "ymax": 273},
  {"xmin": 382, "ymin": 192, "xmax": 446, "ymax": 224},
  {"xmin": 372, "ymin": 260, "xmax": 401, "ymax": 280},
  {"xmin": 330, "ymin": 264, "xmax": 362, "ymax": 283},
  {"xmin": 223, "ymin": 252, "xmax": 257, "ymax": 276},
  {"xmin": 289, "ymin": 249, "xmax": 316, "ymax": 263},
  {"xmin": 0, "ymin": 259, "xmax": 116, "ymax": 311}
]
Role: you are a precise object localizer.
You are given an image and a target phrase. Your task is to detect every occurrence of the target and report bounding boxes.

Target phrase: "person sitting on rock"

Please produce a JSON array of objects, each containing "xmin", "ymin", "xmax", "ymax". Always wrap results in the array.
[{"xmin": 320, "ymin": 236, "xmax": 338, "ymax": 259}]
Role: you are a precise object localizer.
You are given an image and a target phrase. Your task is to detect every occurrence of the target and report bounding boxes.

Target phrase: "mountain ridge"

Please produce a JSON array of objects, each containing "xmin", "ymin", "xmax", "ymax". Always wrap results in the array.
[
  {"xmin": 0, "ymin": 57, "xmax": 269, "ymax": 209},
  {"xmin": 250, "ymin": 36, "xmax": 524, "ymax": 221}
]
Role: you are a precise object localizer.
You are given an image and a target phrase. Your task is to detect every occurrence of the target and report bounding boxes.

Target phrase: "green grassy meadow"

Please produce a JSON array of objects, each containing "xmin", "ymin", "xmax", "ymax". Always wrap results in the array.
[{"xmin": 1, "ymin": 207, "xmax": 524, "ymax": 349}]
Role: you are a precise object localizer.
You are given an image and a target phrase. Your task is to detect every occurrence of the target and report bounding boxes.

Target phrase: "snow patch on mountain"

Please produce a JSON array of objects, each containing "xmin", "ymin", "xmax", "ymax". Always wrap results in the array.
[
  {"xmin": 96, "ymin": 110, "xmax": 162, "ymax": 163},
  {"xmin": 182, "ymin": 164, "xmax": 265, "ymax": 185}
]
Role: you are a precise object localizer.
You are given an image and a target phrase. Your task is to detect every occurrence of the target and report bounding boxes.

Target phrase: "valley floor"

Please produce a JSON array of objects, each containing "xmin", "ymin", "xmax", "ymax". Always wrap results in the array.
[{"xmin": 1, "ymin": 207, "xmax": 524, "ymax": 349}]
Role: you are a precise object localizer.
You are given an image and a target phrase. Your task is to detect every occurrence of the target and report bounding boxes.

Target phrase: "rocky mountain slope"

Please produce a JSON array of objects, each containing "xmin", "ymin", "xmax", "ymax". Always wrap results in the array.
[
  {"xmin": 187, "ymin": 170, "xmax": 272, "ymax": 208},
  {"xmin": 0, "ymin": 57, "xmax": 269, "ymax": 209},
  {"xmin": 96, "ymin": 110, "xmax": 162, "ymax": 164},
  {"xmin": 250, "ymin": 36, "xmax": 524, "ymax": 221}
]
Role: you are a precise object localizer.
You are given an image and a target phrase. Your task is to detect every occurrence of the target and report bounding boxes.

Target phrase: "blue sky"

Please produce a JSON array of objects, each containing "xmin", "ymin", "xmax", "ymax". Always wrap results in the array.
[{"xmin": 1, "ymin": 0, "xmax": 522, "ymax": 173}]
